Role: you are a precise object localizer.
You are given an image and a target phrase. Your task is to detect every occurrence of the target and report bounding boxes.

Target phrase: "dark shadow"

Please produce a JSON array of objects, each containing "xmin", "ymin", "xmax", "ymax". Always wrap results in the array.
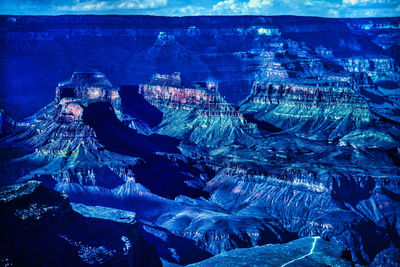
[
  {"xmin": 331, "ymin": 175, "xmax": 375, "ymax": 206},
  {"xmin": 382, "ymin": 187, "xmax": 400, "ymax": 202},
  {"xmin": 139, "ymin": 222, "xmax": 213, "ymax": 265},
  {"xmin": 0, "ymin": 182, "xmax": 162, "ymax": 266},
  {"xmin": 119, "ymin": 85, "xmax": 163, "ymax": 128},
  {"xmin": 387, "ymin": 148, "xmax": 400, "ymax": 167},
  {"xmin": 243, "ymin": 113, "xmax": 283, "ymax": 133},
  {"xmin": 352, "ymin": 221, "xmax": 392, "ymax": 265},
  {"xmin": 82, "ymin": 101, "xmax": 180, "ymax": 157},
  {"xmin": 133, "ymin": 154, "xmax": 209, "ymax": 199},
  {"xmin": 58, "ymin": 87, "xmax": 75, "ymax": 100}
]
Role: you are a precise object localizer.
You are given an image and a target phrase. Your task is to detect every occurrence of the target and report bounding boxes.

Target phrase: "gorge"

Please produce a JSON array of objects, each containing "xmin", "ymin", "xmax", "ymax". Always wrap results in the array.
[{"xmin": 0, "ymin": 15, "xmax": 400, "ymax": 266}]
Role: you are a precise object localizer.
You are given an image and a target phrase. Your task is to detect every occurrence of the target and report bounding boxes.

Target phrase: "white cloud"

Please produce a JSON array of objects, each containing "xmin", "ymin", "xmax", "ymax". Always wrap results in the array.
[
  {"xmin": 340, "ymin": 6, "xmax": 399, "ymax": 17},
  {"xmin": 328, "ymin": 8, "xmax": 339, "ymax": 17},
  {"xmin": 342, "ymin": 0, "xmax": 393, "ymax": 6},
  {"xmin": 212, "ymin": 0, "xmax": 245, "ymax": 14},
  {"xmin": 211, "ymin": 0, "xmax": 272, "ymax": 15},
  {"xmin": 49, "ymin": 0, "xmax": 400, "ymax": 16},
  {"xmin": 248, "ymin": 0, "xmax": 272, "ymax": 8},
  {"xmin": 174, "ymin": 5, "xmax": 208, "ymax": 16},
  {"xmin": 57, "ymin": 0, "xmax": 167, "ymax": 11}
]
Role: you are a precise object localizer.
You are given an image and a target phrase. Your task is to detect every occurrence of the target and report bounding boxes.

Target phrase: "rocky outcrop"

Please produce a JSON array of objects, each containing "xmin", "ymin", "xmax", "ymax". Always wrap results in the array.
[
  {"xmin": 56, "ymin": 71, "xmax": 122, "ymax": 115},
  {"xmin": 139, "ymin": 73, "xmax": 260, "ymax": 147},
  {"xmin": 158, "ymin": 211, "xmax": 291, "ymax": 256},
  {"xmin": 135, "ymin": 70, "xmax": 400, "ymax": 265},
  {"xmin": 0, "ymin": 181, "xmax": 161, "ymax": 266},
  {"xmin": 140, "ymin": 72, "xmax": 235, "ymax": 112},
  {"xmin": 188, "ymin": 237, "xmax": 352, "ymax": 267},
  {"xmin": 241, "ymin": 78, "xmax": 374, "ymax": 140},
  {"xmin": 205, "ymin": 165, "xmax": 400, "ymax": 264},
  {"xmin": 0, "ymin": 72, "xmax": 209, "ymax": 200}
]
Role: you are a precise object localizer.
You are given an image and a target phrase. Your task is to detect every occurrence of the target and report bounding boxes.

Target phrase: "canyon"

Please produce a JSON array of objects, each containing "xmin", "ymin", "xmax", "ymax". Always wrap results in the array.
[{"xmin": 0, "ymin": 15, "xmax": 400, "ymax": 266}]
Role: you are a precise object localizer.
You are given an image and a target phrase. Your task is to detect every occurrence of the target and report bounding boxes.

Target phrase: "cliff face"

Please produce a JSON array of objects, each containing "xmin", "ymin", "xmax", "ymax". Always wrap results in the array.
[
  {"xmin": 241, "ymin": 78, "xmax": 373, "ymax": 140},
  {"xmin": 205, "ymin": 166, "xmax": 400, "ymax": 264},
  {"xmin": 139, "ymin": 73, "xmax": 234, "ymax": 112},
  {"xmin": 0, "ymin": 72, "xmax": 208, "ymax": 200},
  {"xmin": 56, "ymin": 72, "xmax": 121, "ymax": 114},
  {"xmin": 0, "ymin": 72, "xmax": 300, "ymax": 265},
  {"xmin": 139, "ymin": 73, "xmax": 260, "ymax": 147},
  {"xmin": 1, "ymin": 16, "xmax": 399, "ymax": 119},
  {"xmin": 135, "ymin": 73, "xmax": 400, "ymax": 264}
]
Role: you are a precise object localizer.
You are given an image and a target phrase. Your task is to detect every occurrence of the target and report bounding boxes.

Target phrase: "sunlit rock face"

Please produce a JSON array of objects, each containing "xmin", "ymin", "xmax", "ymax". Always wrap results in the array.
[
  {"xmin": 139, "ymin": 73, "xmax": 260, "ymax": 147},
  {"xmin": 241, "ymin": 78, "xmax": 374, "ymax": 140},
  {"xmin": 59, "ymin": 98, "xmax": 84, "ymax": 122},
  {"xmin": 139, "ymin": 72, "xmax": 235, "ymax": 112},
  {"xmin": 56, "ymin": 72, "xmax": 121, "ymax": 115}
]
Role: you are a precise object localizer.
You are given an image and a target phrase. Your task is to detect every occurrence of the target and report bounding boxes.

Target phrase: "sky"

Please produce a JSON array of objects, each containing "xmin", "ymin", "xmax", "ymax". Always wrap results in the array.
[{"xmin": 0, "ymin": 0, "xmax": 399, "ymax": 17}]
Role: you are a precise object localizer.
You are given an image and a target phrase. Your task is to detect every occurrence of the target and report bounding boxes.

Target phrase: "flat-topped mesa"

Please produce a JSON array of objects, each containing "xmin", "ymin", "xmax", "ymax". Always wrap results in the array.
[
  {"xmin": 25, "ymin": 72, "xmax": 122, "ymax": 154},
  {"xmin": 139, "ymin": 73, "xmax": 241, "ymax": 117},
  {"xmin": 56, "ymin": 72, "xmax": 121, "ymax": 113}
]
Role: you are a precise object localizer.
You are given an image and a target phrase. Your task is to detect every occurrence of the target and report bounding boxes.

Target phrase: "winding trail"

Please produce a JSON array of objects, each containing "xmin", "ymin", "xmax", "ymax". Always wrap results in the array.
[{"xmin": 281, "ymin": 236, "xmax": 320, "ymax": 267}]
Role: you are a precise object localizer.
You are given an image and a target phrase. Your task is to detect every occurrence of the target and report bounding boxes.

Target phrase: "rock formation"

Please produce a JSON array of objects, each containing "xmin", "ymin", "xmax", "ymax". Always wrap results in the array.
[
  {"xmin": 1, "ymin": 15, "xmax": 400, "ymax": 266},
  {"xmin": 0, "ymin": 72, "xmax": 208, "ymax": 200},
  {"xmin": 2, "ymin": 16, "xmax": 399, "ymax": 120},
  {"xmin": 188, "ymin": 237, "xmax": 352, "ymax": 267},
  {"xmin": 56, "ymin": 72, "xmax": 121, "ymax": 109},
  {"xmin": 0, "ymin": 180, "xmax": 161, "ymax": 266},
  {"xmin": 241, "ymin": 78, "xmax": 374, "ymax": 140},
  {"xmin": 139, "ymin": 73, "xmax": 260, "ymax": 147}
]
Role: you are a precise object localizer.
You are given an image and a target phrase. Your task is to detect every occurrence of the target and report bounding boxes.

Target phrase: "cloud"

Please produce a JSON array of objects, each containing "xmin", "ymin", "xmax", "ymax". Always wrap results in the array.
[
  {"xmin": 1, "ymin": 0, "xmax": 399, "ymax": 17},
  {"xmin": 57, "ymin": 0, "xmax": 167, "ymax": 11},
  {"xmin": 327, "ymin": 8, "xmax": 339, "ymax": 17},
  {"xmin": 211, "ymin": 0, "xmax": 272, "ymax": 15},
  {"xmin": 248, "ymin": 0, "xmax": 272, "ymax": 8},
  {"xmin": 175, "ymin": 5, "xmax": 208, "ymax": 16},
  {"xmin": 212, "ymin": 0, "xmax": 245, "ymax": 14},
  {"xmin": 341, "ymin": 6, "xmax": 399, "ymax": 17},
  {"xmin": 342, "ymin": 0, "xmax": 396, "ymax": 6}
]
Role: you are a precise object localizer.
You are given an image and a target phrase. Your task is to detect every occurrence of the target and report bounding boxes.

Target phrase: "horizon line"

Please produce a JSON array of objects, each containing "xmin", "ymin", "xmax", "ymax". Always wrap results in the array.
[{"xmin": 1, "ymin": 14, "xmax": 399, "ymax": 19}]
